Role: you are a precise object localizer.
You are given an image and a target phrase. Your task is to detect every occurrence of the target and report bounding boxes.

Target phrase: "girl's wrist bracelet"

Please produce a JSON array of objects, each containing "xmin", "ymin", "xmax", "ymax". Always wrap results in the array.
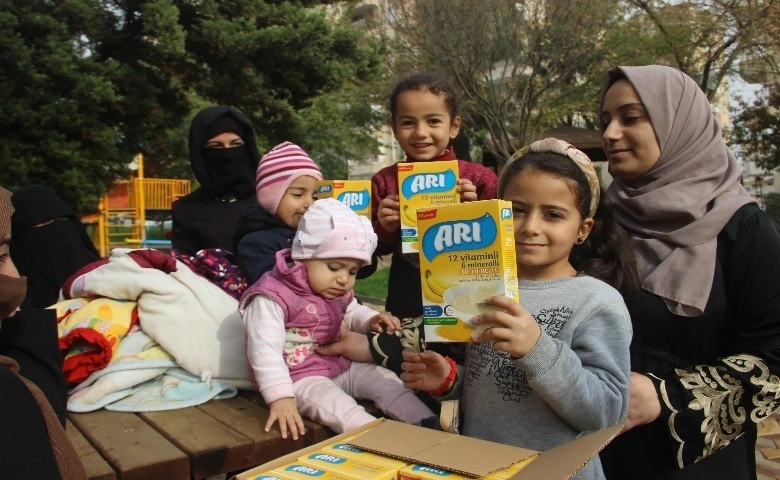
[{"xmin": 430, "ymin": 356, "xmax": 458, "ymax": 397}]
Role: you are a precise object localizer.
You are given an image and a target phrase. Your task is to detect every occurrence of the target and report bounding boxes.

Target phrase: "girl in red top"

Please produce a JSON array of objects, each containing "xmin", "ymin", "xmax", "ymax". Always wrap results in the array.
[{"xmin": 369, "ymin": 72, "xmax": 497, "ymax": 372}]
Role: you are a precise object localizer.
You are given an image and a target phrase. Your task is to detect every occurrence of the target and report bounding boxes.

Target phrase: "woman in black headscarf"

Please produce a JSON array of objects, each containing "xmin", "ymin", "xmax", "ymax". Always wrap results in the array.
[
  {"xmin": 10, "ymin": 184, "xmax": 100, "ymax": 310},
  {"xmin": 171, "ymin": 105, "xmax": 261, "ymax": 256},
  {"xmin": 0, "ymin": 185, "xmax": 87, "ymax": 479}
]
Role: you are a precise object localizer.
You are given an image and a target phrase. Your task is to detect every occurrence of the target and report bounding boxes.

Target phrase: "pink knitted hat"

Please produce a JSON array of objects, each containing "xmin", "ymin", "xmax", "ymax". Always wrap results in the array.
[
  {"xmin": 256, "ymin": 141, "xmax": 323, "ymax": 214},
  {"xmin": 292, "ymin": 198, "xmax": 377, "ymax": 266}
]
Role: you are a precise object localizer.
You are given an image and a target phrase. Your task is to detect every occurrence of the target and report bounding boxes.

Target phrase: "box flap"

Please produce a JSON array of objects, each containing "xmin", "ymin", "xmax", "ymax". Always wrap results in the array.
[
  {"xmin": 348, "ymin": 420, "xmax": 538, "ymax": 477},
  {"xmin": 509, "ymin": 420, "xmax": 627, "ymax": 480}
]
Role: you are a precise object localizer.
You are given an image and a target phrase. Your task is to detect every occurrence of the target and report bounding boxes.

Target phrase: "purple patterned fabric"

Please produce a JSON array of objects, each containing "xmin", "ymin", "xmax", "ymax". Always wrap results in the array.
[{"xmin": 171, "ymin": 248, "xmax": 247, "ymax": 300}]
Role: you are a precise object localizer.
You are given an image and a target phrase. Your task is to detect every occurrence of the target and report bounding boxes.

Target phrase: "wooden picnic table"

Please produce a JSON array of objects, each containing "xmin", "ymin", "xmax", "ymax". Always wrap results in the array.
[
  {"xmin": 66, "ymin": 295, "xmax": 391, "ymax": 480},
  {"xmin": 66, "ymin": 391, "xmax": 373, "ymax": 480}
]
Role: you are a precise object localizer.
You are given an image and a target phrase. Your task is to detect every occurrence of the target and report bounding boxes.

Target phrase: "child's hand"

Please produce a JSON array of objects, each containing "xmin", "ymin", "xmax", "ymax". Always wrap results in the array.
[
  {"xmin": 377, "ymin": 195, "xmax": 401, "ymax": 232},
  {"xmin": 470, "ymin": 295, "xmax": 542, "ymax": 358},
  {"xmin": 400, "ymin": 350, "xmax": 449, "ymax": 392},
  {"xmin": 369, "ymin": 313, "xmax": 402, "ymax": 333},
  {"xmin": 267, "ymin": 397, "xmax": 306, "ymax": 440},
  {"xmin": 458, "ymin": 179, "xmax": 478, "ymax": 202}
]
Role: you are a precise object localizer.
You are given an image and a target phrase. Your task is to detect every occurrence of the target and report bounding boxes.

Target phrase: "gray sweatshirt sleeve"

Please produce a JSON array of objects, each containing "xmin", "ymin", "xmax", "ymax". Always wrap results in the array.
[{"xmin": 516, "ymin": 299, "xmax": 631, "ymax": 432}]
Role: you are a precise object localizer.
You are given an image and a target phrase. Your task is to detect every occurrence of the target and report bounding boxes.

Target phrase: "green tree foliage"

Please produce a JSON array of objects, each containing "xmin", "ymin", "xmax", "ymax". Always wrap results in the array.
[
  {"xmin": 177, "ymin": 1, "xmax": 386, "ymax": 151},
  {"xmin": 0, "ymin": 0, "xmax": 385, "ymax": 212},
  {"xmin": 380, "ymin": 0, "xmax": 625, "ymax": 161},
  {"xmin": 0, "ymin": 1, "xmax": 129, "ymax": 212},
  {"xmin": 622, "ymin": 0, "xmax": 780, "ymax": 100},
  {"xmin": 296, "ymin": 82, "xmax": 386, "ymax": 179},
  {"xmin": 380, "ymin": 0, "xmax": 780, "ymax": 165},
  {"xmin": 732, "ymin": 84, "xmax": 780, "ymax": 172}
]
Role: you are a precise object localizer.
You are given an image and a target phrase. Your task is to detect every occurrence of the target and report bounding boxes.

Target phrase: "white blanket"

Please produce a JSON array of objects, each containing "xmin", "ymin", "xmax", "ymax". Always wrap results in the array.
[{"xmin": 67, "ymin": 248, "xmax": 252, "ymax": 384}]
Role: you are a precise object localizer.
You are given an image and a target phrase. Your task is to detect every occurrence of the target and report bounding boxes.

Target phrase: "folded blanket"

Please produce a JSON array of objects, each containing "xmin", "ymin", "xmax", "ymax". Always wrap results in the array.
[
  {"xmin": 68, "ymin": 330, "xmax": 237, "ymax": 412},
  {"xmin": 64, "ymin": 249, "xmax": 251, "ymax": 383},
  {"xmin": 54, "ymin": 298, "xmax": 137, "ymax": 385},
  {"xmin": 104, "ymin": 368, "xmax": 238, "ymax": 412}
]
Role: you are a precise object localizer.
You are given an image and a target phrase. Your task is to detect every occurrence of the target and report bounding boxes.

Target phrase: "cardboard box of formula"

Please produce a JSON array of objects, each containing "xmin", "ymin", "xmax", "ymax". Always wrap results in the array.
[
  {"xmin": 318, "ymin": 180, "xmax": 372, "ymax": 220},
  {"xmin": 232, "ymin": 418, "xmax": 627, "ymax": 480},
  {"xmin": 397, "ymin": 161, "xmax": 459, "ymax": 254},
  {"xmin": 417, "ymin": 200, "xmax": 519, "ymax": 342}
]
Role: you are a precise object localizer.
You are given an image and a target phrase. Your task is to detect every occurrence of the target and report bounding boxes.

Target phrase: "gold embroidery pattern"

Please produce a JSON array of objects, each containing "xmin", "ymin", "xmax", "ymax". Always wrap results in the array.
[{"xmin": 666, "ymin": 354, "xmax": 780, "ymax": 465}]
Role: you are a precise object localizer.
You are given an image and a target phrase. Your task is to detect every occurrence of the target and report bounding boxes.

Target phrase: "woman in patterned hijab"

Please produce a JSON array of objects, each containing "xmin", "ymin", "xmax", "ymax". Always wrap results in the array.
[{"xmin": 598, "ymin": 65, "xmax": 780, "ymax": 480}]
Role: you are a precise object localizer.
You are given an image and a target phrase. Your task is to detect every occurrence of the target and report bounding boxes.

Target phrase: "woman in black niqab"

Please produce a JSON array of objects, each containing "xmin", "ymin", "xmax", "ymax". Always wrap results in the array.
[
  {"xmin": 171, "ymin": 106, "xmax": 261, "ymax": 256},
  {"xmin": 10, "ymin": 185, "xmax": 100, "ymax": 310}
]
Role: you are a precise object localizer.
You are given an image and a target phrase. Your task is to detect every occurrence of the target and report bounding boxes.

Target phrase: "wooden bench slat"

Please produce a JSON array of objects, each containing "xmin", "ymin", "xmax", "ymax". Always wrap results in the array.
[
  {"xmin": 66, "ymin": 419, "xmax": 116, "ymax": 480},
  {"xmin": 69, "ymin": 410, "xmax": 189, "ymax": 480},
  {"xmin": 237, "ymin": 392, "xmax": 336, "ymax": 439},
  {"xmin": 140, "ymin": 407, "xmax": 255, "ymax": 479},
  {"xmin": 70, "ymin": 393, "xmax": 384, "ymax": 480},
  {"xmin": 197, "ymin": 396, "xmax": 337, "ymax": 467}
]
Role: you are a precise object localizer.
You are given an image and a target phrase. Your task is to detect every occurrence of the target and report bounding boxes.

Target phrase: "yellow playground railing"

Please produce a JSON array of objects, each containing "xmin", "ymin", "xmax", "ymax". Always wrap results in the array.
[
  {"xmin": 96, "ymin": 153, "xmax": 191, "ymax": 256},
  {"xmin": 129, "ymin": 177, "xmax": 191, "ymax": 211}
]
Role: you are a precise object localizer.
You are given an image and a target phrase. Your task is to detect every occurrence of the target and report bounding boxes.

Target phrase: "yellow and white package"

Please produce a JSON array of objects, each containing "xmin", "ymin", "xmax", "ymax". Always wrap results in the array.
[
  {"xmin": 417, "ymin": 200, "xmax": 519, "ymax": 342},
  {"xmin": 247, "ymin": 471, "xmax": 299, "ymax": 480},
  {"xmin": 318, "ymin": 180, "xmax": 372, "ymax": 220},
  {"xmin": 265, "ymin": 463, "xmax": 358, "ymax": 480},
  {"xmin": 297, "ymin": 451, "xmax": 398, "ymax": 480},
  {"xmin": 398, "ymin": 464, "xmax": 473, "ymax": 480},
  {"xmin": 397, "ymin": 161, "xmax": 459, "ymax": 253}
]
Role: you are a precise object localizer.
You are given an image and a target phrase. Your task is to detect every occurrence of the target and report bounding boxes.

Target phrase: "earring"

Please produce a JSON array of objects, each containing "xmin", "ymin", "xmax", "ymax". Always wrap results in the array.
[
  {"xmin": 575, "ymin": 237, "xmax": 585, "ymax": 245},
  {"xmin": 450, "ymin": 133, "xmax": 456, "ymax": 138}
]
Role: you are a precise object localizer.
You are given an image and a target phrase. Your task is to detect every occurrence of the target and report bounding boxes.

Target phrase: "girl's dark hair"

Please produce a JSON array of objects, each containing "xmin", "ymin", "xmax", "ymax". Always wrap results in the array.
[
  {"xmin": 498, "ymin": 152, "xmax": 640, "ymax": 299},
  {"xmin": 389, "ymin": 72, "xmax": 459, "ymax": 122}
]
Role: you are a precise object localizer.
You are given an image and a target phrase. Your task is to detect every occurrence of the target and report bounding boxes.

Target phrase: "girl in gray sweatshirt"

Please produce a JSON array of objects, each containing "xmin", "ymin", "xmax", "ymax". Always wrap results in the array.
[{"xmin": 401, "ymin": 138, "xmax": 639, "ymax": 480}]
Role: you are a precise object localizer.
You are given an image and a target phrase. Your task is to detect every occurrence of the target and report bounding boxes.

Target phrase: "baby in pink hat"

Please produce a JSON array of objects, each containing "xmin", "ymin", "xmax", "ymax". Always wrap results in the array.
[
  {"xmin": 239, "ymin": 198, "xmax": 435, "ymax": 438},
  {"xmin": 235, "ymin": 141, "xmax": 323, "ymax": 284}
]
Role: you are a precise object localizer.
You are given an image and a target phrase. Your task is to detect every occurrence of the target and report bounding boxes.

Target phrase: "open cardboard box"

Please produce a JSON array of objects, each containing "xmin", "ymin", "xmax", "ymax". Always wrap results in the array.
[{"xmin": 232, "ymin": 418, "xmax": 626, "ymax": 480}]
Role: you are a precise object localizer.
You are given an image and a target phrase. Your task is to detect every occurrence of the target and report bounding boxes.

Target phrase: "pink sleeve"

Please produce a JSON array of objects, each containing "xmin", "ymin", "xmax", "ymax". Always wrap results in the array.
[
  {"xmin": 242, "ymin": 296, "xmax": 295, "ymax": 404},
  {"xmin": 343, "ymin": 297, "xmax": 380, "ymax": 334}
]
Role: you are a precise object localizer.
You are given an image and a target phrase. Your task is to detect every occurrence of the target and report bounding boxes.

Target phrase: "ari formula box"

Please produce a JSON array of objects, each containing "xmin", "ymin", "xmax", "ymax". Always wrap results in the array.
[
  {"xmin": 318, "ymin": 180, "xmax": 372, "ymax": 220},
  {"xmin": 233, "ymin": 418, "xmax": 628, "ymax": 480},
  {"xmin": 417, "ymin": 200, "xmax": 519, "ymax": 342},
  {"xmin": 397, "ymin": 161, "xmax": 459, "ymax": 253}
]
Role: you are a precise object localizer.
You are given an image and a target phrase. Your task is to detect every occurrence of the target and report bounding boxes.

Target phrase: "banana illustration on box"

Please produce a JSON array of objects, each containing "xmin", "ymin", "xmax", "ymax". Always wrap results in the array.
[
  {"xmin": 402, "ymin": 205, "xmax": 417, "ymax": 226},
  {"xmin": 424, "ymin": 270, "xmax": 456, "ymax": 298},
  {"xmin": 421, "ymin": 274, "xmax": 443, "ymax": 303}
]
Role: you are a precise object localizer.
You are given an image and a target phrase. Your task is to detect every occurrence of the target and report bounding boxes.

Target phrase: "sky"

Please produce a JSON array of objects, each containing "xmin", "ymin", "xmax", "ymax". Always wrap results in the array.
[{"xmin": 730, "ymin": 74, "xmax": 762, "ymax": 108}]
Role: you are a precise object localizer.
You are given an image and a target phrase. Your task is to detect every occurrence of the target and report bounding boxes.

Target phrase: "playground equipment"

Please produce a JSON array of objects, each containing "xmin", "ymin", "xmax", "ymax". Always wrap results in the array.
[{"xmin": 96, "ymin": 153, "xmax": 191, "ymax": 257}]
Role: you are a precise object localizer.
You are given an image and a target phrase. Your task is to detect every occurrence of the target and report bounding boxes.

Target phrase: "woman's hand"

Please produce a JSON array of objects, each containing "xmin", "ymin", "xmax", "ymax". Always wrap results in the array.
[
  {"xmin": 369, "ymin": 313, "xmax": 401, "ymax": 333},
  {"xmin": 267, "ymin": 397, "xmax": 306, "ymax": 440},
  {"xmin": 400, "ymin": 350, "xmax": 450, "ymax": 392},
  {"xmin": 458, "ymin": 179, "xmax": 478, "ymax": 202},
  {"xmin": 622, "ymin": 372, "xmax": 662, "ymax": 432},
  {"xmin": 317, "ymin": 330, "xmax": 373, "ymax": 363},
  {"xmin": 470, "ymin": 295, "xmax": 542, "ymax": 358},
  {"xmin": 377, "ymin": 195, "xmax": 401, "ymax": 232}
]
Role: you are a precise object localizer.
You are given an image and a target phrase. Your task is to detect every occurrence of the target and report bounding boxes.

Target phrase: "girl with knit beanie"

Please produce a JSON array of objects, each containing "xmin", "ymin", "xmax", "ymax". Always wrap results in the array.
[
  {"xmin": 235, "ymin": 141, "xmax": 323, "ymax": 284},
  {"xmin": 239, "ymin": 198, "xmax": 436, "ymax": 438}
]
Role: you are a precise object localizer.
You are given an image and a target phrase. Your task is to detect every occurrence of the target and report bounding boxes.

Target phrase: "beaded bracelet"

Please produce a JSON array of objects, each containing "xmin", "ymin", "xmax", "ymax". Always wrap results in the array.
[{"xmin": 430, "ymin": 356, "xmax": 458, "ymax": 397}]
